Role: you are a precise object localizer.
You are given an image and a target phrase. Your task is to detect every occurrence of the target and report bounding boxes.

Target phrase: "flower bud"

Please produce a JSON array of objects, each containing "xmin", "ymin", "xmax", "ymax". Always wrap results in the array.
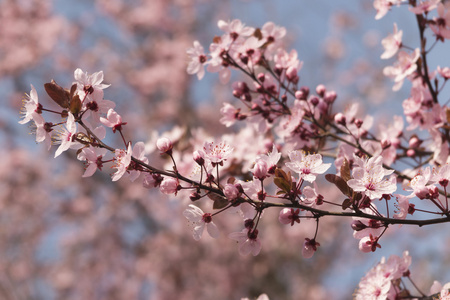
[
  {"xmin": 278, "ymin": 208, "xmax": 300, "ymax": 226},
  {"xmin": 143, "ymin": 173, "xmax": 163, "ymax": 188},
  {"xmin": 286, "ymin": 66, "xmax": 299, "ymax": 84},
  {"xmin": 354, "ymin": 118, "xmax": 363, "ymax": 128},
  {"xmin": 190, "ymin": 192, "xmax": 201, "ymax": 201},
  {"xmin": 193, "ymin": 150, "xmax": 205, "ymax": 165},
  {"xmin": 295, "ymin": 90, "xmax": 304, "ymax": 100},
  {"xmin": 334, "ymin": 112, "xmax": 346, "ymax": 126},
  {"xmin": 160, "ymin": 177, "xmax": 179, "ymax": 195},
  {"xmin": 252, "ymin": 160, "xmax": 268, "ymax": 180},
  {"xmin": 302, "ymin": 238, "xmax": 320, "ymax": 258},
  {"xmin": 316, "ymin": 84, "xmax": 326, "ymax": 97},
  {"xmin": 324, "ymin": 91, "xmax": 337, "ymax": 103},
  {"xmin": 156, "ymin": 137, "xmax": 173, "ymax": 154},
  {"xmin": 409, "ymin": 136, "xmax": 422, "ymax": 148},
  {"xmin": 257, "ymin": 73, "xmax": 265, "ymax": 82},
  {"xmin": 224, "ymin": 183, "xmax": 240, "ymax": 201}
]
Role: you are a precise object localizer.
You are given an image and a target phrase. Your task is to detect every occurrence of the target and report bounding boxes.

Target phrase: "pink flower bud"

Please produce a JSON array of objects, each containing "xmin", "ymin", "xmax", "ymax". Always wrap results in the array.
[
  {"xmin": 286, "ymin": 66, "xmax": 299, "ymax": 83},
  {"xmin": 358, "ymin": 235, "xmax": 380, "ymax": 253},
  {"xmin": 193, "ymin": 150, "xmax": 205, "ymax": 165},
  {"xmin": 409, "ymin": 136, "xmax": 422, "ymax": 148},
  {"xmin": 295, "ymin": 90, "xmax": 304, "ymax": 100},
  {"xmin": 143, "ymin": 173, "xmax": 163, "ymax": 189},
  {"xmin": 406, "ymin": 149, "xmax": 415, "ymax": 157},
  {"xmin": 190, "ymin": 192, "xmax": 201, "ymax": 201},
  {"xmin": 224, "ymin": 183, "xmax": 240, "ymax": 201},
  {"xmin": 302, "ymin": 238, "xmax": 320, "ymax": 258},
  {"xmin": 157, "ymin": 137, "xmax": 173, "ymax": 154},
  {"xmin": 324, "ymin": 91, "xmax": 337, "ymax": 103},
  {"xmin": 257, "ymin": 73, "xmax": 265, "ymax": 82},
  {"xmin": 278, "ymin": 208, "xmax": 300, "ymax": 226},
  {"xmin": 252, "ymin": 160, "xmax": 268, "ymax": 180},
  {"xmin": 334, "ymin": 112, "xmax": 346, "ymax": 126},
  {"xmin": 309, "ymin": 96, "xmax": 319, "ymax": 106},
  {"xmin": 160, "ymin": 177, "xmax": 179, "ymax": 195},
  {"xmin": 354, "ymin": 118, "xmax": 363, "ymax": 128},
  {"xmin": 316, "ymin": 84, "xmax": 326, "ymax": 97}
]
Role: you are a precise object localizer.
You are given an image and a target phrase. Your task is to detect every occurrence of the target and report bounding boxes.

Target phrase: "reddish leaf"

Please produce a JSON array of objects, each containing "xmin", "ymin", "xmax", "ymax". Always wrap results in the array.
[
  {"xmin": 342, "ymin": 198, "xmax": 352, "ymax": 210},
  {"xmin": 69, "ymin": 94, "xmax": 82, "ymax": 115},
  {"xmin": 340, "ymin": 158, "xmax": 352, "ymax": 182},
  {"xmin": 212, "ymin": 197, "xmax": 229, "ymax": 210},
  {"xmin": 44, "ymin": 80, "xmax": 70, "ymax": 108},
  {"xmin": 325, "ymin": 174, "xmax": 352, "ymax": 197}
]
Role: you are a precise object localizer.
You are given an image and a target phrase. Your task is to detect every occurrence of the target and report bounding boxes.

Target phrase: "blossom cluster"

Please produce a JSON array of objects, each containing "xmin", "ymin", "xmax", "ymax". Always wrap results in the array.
[{"xmin": 18, "ymin": 0, "xmax": 450, "ymax": 298}]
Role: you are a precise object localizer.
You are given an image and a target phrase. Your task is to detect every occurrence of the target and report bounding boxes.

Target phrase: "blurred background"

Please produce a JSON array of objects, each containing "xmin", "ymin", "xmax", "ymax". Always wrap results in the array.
[{"xmin": 3, "ymin": 0, "xmax": 450, "ymax": 299}]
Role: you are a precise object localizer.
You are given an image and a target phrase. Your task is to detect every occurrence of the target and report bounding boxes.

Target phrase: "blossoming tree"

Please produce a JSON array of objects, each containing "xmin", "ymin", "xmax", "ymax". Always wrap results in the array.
[{"xmin": 11, "ymin": 0, "xmax": 450, "ymax": 299}]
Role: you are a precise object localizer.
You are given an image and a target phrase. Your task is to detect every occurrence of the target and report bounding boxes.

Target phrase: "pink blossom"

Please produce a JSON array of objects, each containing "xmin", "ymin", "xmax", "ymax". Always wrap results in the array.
[
  {"xmin": 237, "ymin": 36, "xmax": 265, "ymax": 67},
  {"xmin": 159, "ymin": 177, "xmax": 179, "ymax": 195},
  {"xmin": 217, "ymin": 19, "xmax": 254, "ymax": 39},
  {"xmin": 274, "ymin": 49, "xmax": 302, "ymax": 71},
  {"xmin": 207, "ymin": 34, "xmax": 234, "ymax": 84},
  {"xmin": 432, "ymin": 282, "xmax": 450, "ymax": 299},
  {"xmin": 32, "ymin": 113, "xmax": 52, "ymax": 150},
  {"xmin": 251, "ymin": 160, "xmax": 268, "ymax": 180},
  {"xmin": 408, "ymin": 167, "xmax": 432, "ymax": 199},
  {"xmin": 383, "ymin": 49, "xmax": 420, "ymax": 91},
  {"xmin": 186, "ymin": 41, "xmax": 208, "ymax": 80},
  {"xmin": 355, "ymin": 264, "xmax": 392, "ymax": 299},
  {"xmin": 374, "ymin": 0, "xmax": 398, "ymax": 20},
  {"xmin": 156, "ymin": 137, "xmax": 173, "ymax": 154},
  {"xmin": 359, "ymin": 235, "xmax": 381, "ymax": 253},
  {"xmin": 54, "ymin": 112, "xmax": 78, "ymax": 158},
  {"xmin": 100, "ymin": 108, "xmax": 127, "ymax": 133},
  {"xmin": 77, "ymin": 146, "xmax": 108, "ymax": 178},
  {"xmin": 223, "ymin": 183, "xmax": 240, "ymax": 201},
  {"xmin": 19, "ymin": 84, "xmax": 41, "ymax": 125},
  {"xmin": 73, "ymin": 68, "xmax": 110, "ymax": 101},
  {"xmin": 256, "ymin": 144, "xmax": 281, "ymax": 174},
  {"xmin": 278, "ymin": 208, "xmax": 300, "ymax": 226},
  {"xmin": 438, "ymin": 66, "xmax": 450, "ymax": 79},
  {"xmin": 183, "ymin": 204, "xmax": 219, "ymax": 241},
  {"xmin": 202, "ymin": 141, "xmax": 233, "ymax": 165},
  {"xmin": 409, "ymin": 0, "xmax": 440, "ymax": 14},
  {"xmin": 229, "ymin": 229, "xmax": 262, "ymax": 256},
  {"xmin": 430, "ymin": 3, "xmax": 450, "ymax": 40},
  {"xmin": 260, "ymin": 21, "xmax": 286, "ymax": 52},
  {"xmin": 381, "ymin": 23, "xmax": 403, "ymax": 59},
  {"xmin": 352, "ymin": 207, "xmax": 385, "ymax": 240},
  {"xmin": 356, "ymin": 251, "xmax": 411, "ymax": 299},
  {"xmin": 393, "ymin": 194, "xmax": 413, "ymax": 219},
  {"xmin": 302, "ymin": 185, "xmax": 322, "ymax": 207},
  {"xmin": 142, "ymin": 173, "xmax": 163, "ymax": 189},
  {"xmin": 111, "ymin": 143, "xmax": 132, "ymax": 182},
  {"xmin": 431, "ymin": 164, "xmax": 450, "ymax": 187},
  {"xmin": 302, "ymin": 238, "xmax": 320, "ymax": 258},
  {"xmin": 347, "ymin": 155, "xmax": 396, "ymax": 200},
  {"xmin": 128, "ymin": 142, "xmax": 148, "ymax": 182},
  {"xmin": 285, "ymin": 151, "xmax": 331, "ymax": 182},
  {"xmin": 220, "ymin": 102, "xmax": 239, "ymax": 127},
  {"xmin": 241, "ymin": 294, "xmax": 270, "ymax": 300}
]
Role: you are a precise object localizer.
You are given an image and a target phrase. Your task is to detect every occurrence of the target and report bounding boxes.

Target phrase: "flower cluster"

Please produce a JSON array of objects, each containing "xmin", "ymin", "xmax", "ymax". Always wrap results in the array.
[{"xmin": 17, "ymin": 0, "xmax": 450, "ymax": 297}]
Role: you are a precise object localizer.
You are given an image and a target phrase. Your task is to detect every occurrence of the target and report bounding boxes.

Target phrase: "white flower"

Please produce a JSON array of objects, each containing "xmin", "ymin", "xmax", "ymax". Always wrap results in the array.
[
  {"xmin": 183, "ymin": 204, "xmax": 219, "ymax": 241},
  {"xmin": 285, "ymin": 151, "xmax": 330, "ymax": 182}
]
